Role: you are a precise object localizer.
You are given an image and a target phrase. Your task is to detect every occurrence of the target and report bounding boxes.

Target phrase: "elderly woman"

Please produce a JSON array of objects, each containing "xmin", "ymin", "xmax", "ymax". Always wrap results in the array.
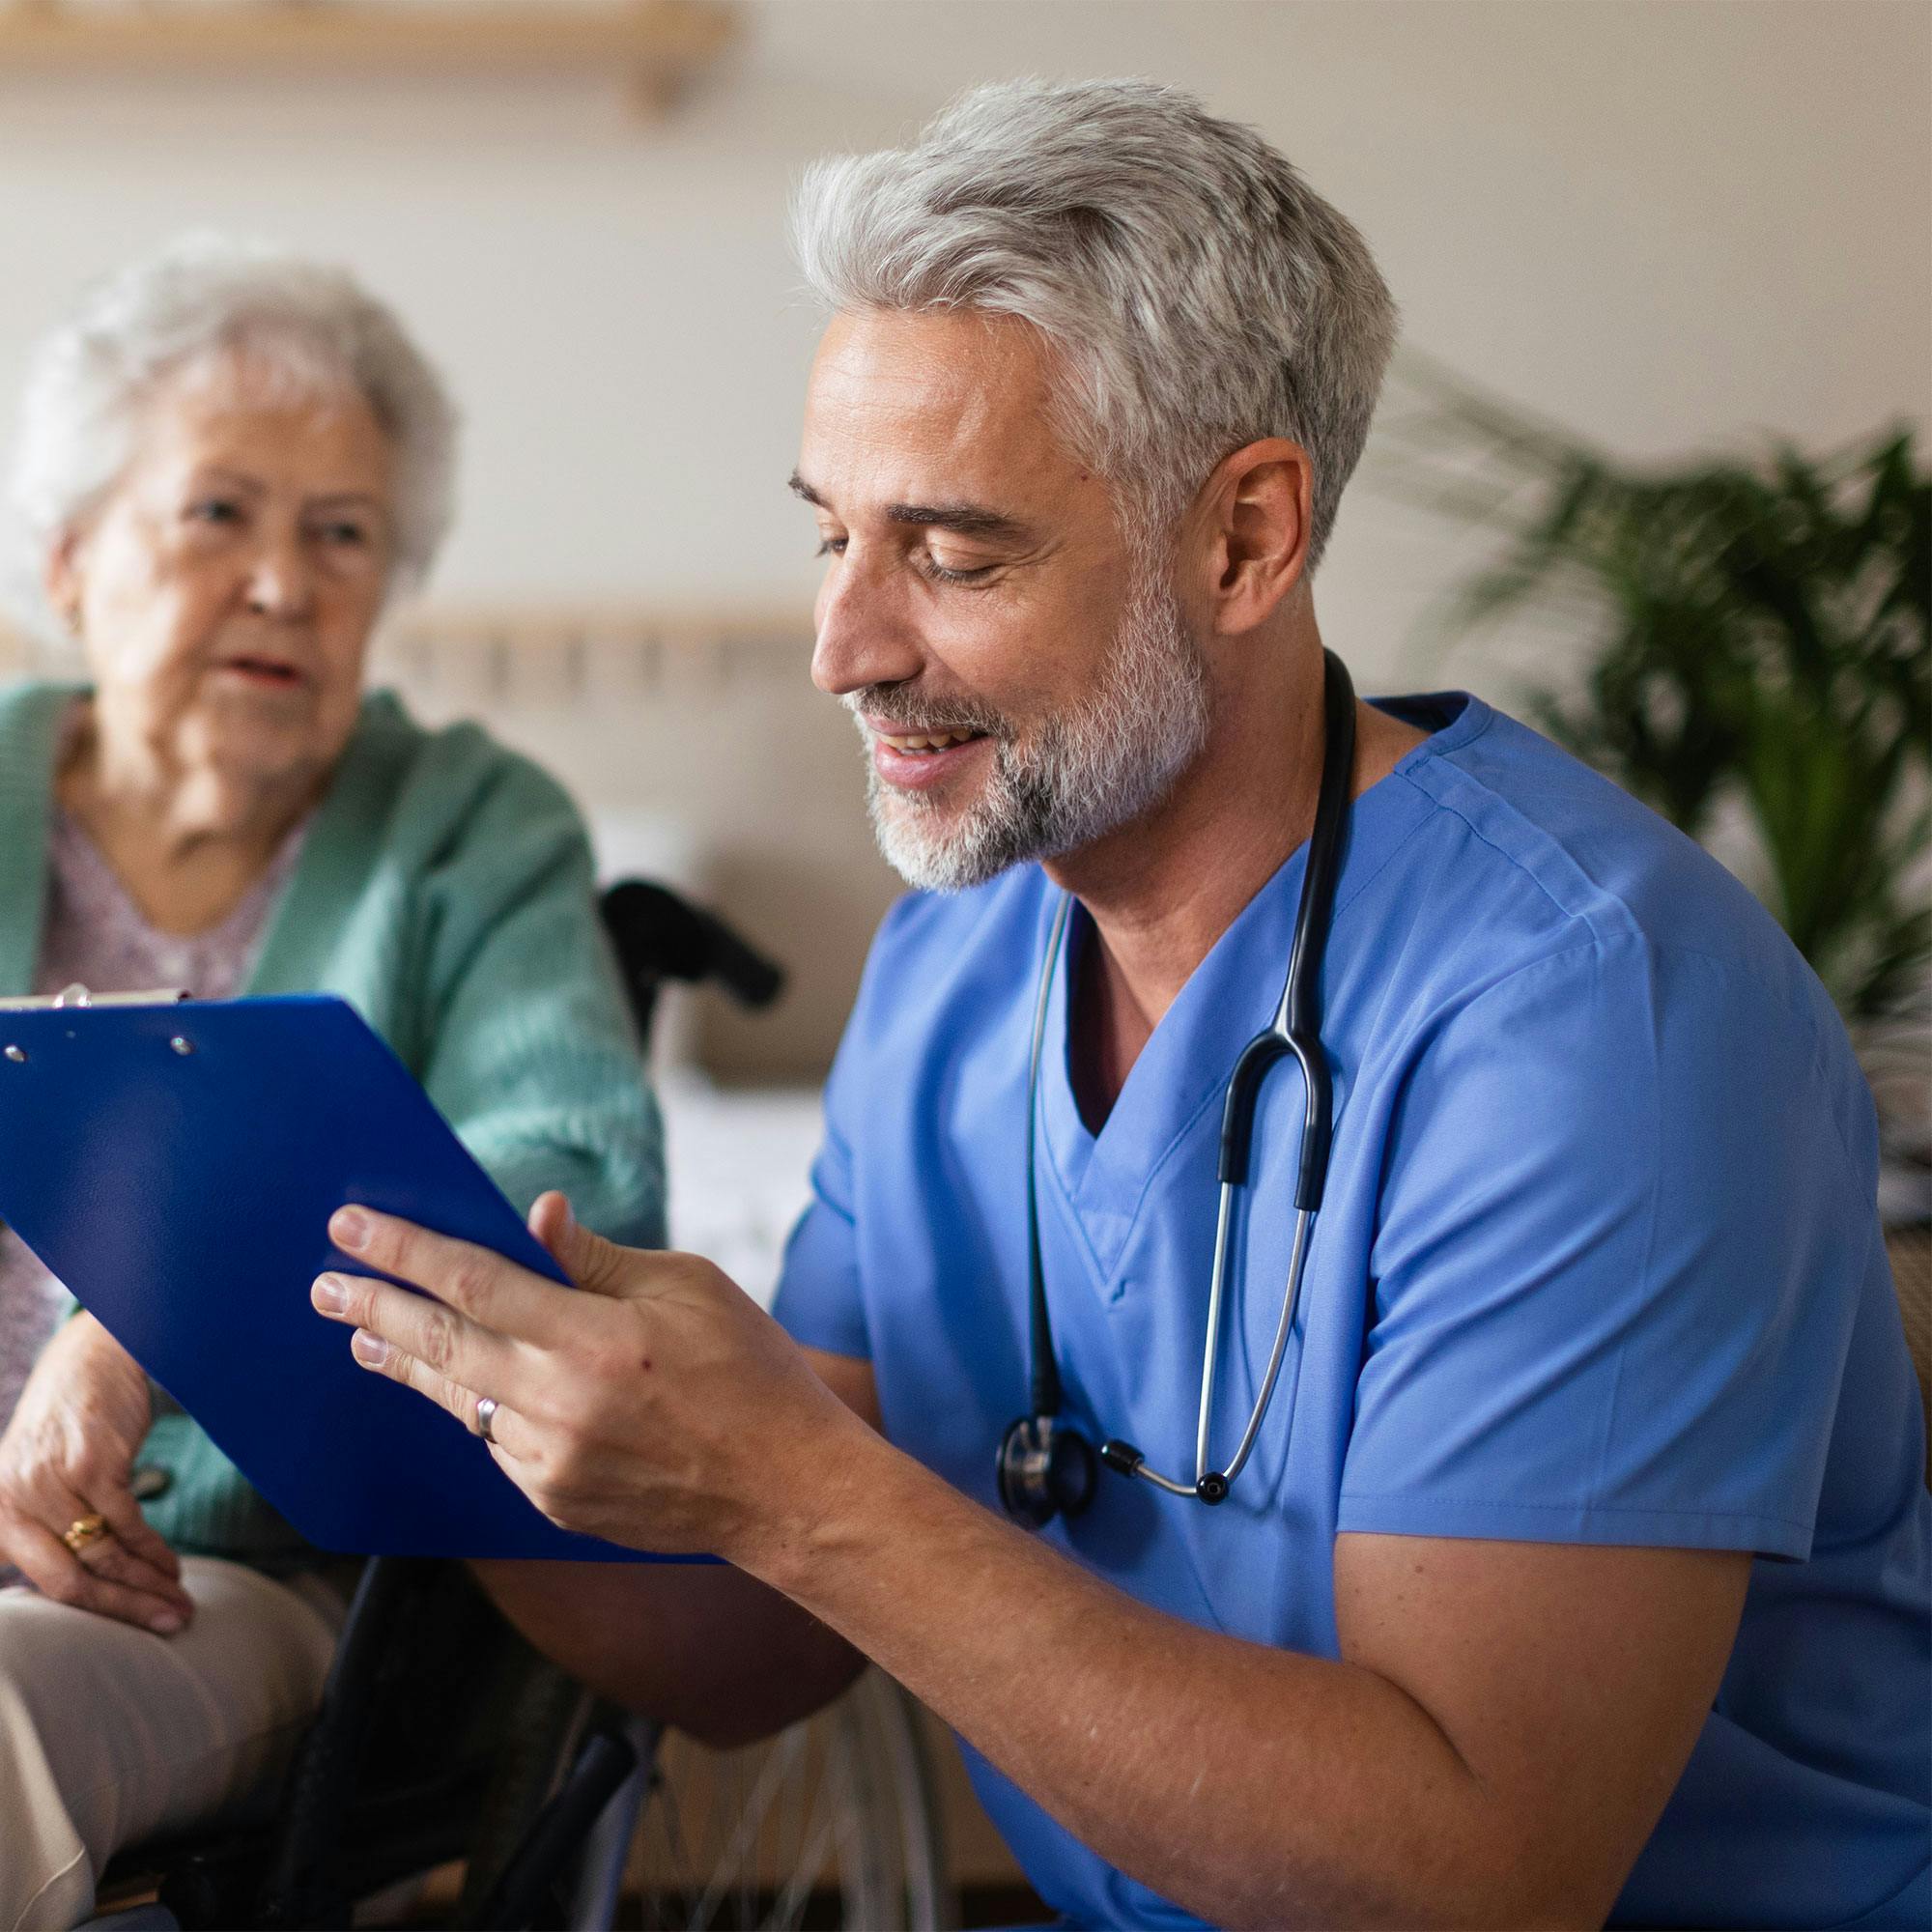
[{"xmin": 0, "ymin": 238, "xmax": 663, "ymax": 1927}]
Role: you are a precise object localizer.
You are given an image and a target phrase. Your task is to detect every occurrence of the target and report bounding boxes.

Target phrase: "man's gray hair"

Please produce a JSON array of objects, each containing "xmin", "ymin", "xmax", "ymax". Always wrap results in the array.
[
  {"xmin": 7, "ymin": 233, "xmax": 458, "ymax": 627},
  {"xmin": 792, "ymin": 78, "xmax": 1397, "ymax": 570}
]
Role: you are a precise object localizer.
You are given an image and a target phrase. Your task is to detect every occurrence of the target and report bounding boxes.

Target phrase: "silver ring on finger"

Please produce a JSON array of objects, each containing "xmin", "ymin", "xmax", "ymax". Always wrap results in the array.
[{"xmin": 473, "ymin": 1395, "xmax": 499, "ymax": 1445}]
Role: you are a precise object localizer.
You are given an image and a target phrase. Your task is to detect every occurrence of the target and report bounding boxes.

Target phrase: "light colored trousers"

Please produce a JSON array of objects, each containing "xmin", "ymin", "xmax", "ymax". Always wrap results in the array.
[{"xmin": 0, "ymin": 1557, "xmax": 339, "ymax": 1931}]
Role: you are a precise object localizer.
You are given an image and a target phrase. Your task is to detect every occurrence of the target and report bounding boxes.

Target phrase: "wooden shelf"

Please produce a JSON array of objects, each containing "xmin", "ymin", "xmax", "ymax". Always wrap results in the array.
[{"xmin": 0, "ymin": 3, "xmax": 739, "ymax": 112}]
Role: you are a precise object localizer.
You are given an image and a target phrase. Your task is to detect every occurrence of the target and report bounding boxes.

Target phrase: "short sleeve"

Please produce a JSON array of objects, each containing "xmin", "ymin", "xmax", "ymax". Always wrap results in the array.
[
  {"xmin": 770, "ymin": 901, "xmax": 921, "ymax": 1363},
  {"xmin": 1338, "ymin": 936, "xmax": 1871, "ymax": 1560},
  {"xmin": 771, "ymin": 1104, "xmax": 869, "ymax": 1362}
]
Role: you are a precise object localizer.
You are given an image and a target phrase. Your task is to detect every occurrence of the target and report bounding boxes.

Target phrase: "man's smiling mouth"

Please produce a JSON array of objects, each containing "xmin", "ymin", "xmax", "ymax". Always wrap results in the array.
[{"xmin": 873, "ymin": 727, "xmax": 986, "ymax": 754}]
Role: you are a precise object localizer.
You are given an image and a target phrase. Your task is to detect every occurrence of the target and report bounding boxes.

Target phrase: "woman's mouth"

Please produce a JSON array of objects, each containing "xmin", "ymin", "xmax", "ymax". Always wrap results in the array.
[{"xmin": 215, "ymin": 655, "xmax": 306, "ymax": 688}]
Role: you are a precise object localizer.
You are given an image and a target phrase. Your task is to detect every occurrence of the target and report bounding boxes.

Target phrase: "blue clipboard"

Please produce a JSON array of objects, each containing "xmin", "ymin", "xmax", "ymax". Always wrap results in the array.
[{"xmin": 0, "ymin": 993, "xmax": 674, "ymax": 1562}]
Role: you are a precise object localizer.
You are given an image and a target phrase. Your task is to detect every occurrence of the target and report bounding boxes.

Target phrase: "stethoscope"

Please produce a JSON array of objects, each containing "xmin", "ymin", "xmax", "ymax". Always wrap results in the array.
[{"xmin": 997, "ymin": 649, "xmax": 1356, "ymax": 1528}]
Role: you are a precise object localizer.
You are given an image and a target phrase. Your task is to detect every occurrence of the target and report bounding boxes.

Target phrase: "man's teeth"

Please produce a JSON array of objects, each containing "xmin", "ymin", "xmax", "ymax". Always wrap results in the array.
[{"xmin": 879, "ymin": 728, "xmax": 980, "ymax": 753}]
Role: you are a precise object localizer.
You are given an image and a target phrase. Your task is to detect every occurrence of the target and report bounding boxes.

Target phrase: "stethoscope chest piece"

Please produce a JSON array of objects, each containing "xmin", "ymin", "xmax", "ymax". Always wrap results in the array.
[{"xmin": 996, "ymin": 1413, "xmax": 1098, "ymax": 1528}]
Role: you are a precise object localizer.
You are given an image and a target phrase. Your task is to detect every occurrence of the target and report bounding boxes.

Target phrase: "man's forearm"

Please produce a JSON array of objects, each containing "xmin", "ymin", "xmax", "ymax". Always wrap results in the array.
[
  {"xmin": 321, "ymin": 1136, "xmax": 1746, "ymax": 1924},
  {"xmin": 739, "ymin": 1418, "xmax": 1542, "ymax": 1929},
  {"xmin": 326, "ymin": 1208, "xmax": 1733, "ymax": 1924},
  {"xmin": 473, "ymin": 1556, "xmax": 866, "ymax": 1749}
]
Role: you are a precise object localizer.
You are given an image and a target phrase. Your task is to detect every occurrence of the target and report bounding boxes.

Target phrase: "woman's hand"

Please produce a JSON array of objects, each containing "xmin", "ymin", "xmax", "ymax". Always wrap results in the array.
[
  {"xmin": 0, "ymin": 1315, "xmax": 193, "ymax": 1633},
  {"xmin": 311, "ymin": 1194, "xmax": 866, "ymax": 1569}
]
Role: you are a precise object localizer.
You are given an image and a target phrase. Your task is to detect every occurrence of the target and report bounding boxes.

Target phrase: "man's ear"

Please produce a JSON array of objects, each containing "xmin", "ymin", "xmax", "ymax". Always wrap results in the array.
[{"xmin": 1191, "ymin": 437, "xmax": 1313, "ymax": 637}]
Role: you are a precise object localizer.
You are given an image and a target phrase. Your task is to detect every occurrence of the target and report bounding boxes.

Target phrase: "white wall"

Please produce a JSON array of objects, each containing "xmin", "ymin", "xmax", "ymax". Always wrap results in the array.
[{"xmin": 2, "ymin": 0, "xmax": 1925, "ymax": 1072}]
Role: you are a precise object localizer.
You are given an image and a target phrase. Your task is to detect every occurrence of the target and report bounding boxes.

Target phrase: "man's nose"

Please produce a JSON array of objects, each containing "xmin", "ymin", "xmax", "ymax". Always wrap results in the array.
[
  {"xmin": 810, "ymin": 549, "xmax": 924, "ymax": 698},
  {"xmin": 244, "ymin": 531, "xmax": 317, "ymax": 621}
]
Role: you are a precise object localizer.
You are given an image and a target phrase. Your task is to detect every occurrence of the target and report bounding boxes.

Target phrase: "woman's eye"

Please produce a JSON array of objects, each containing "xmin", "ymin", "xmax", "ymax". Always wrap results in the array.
[
  {"xmin": 317, "ymin": 522, "xmax": 369, "ymax": 547},
  {"xmin": 187, "ymin": 498, "xmax": 242, "ymax": 526},
  {"xmin": 814, "ymin": 536, "xmax": 847, "ymax": 558}
]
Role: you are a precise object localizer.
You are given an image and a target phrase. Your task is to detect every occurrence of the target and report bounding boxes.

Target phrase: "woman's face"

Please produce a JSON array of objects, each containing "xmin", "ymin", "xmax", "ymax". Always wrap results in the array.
[{"xmin": 47, "ymin": 355, "xmax": 397, "ymax": 796}]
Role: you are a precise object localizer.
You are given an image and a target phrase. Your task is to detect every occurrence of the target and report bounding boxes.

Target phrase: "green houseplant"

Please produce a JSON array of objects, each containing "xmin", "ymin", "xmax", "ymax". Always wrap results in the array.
[{"xmin": 1379, "ymin": 366, "xmax": 1930, "ymax": 1205}]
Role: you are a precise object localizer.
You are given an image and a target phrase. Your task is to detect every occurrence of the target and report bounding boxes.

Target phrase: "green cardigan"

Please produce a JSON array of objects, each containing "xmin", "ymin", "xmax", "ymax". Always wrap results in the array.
[{"xmin": 0, "ymin": 681, "xmax": 666, "ymax": 1562}]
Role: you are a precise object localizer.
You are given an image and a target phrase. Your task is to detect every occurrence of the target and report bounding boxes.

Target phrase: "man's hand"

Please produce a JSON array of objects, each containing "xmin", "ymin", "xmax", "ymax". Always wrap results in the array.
[
  {"xmin": 310, "ymin": 1193, "xmax": 864, "ymax": 1564},
  {"xmin": 0, "ymin": 1314, "xmax": 192, "ymax": 1633},
  {"xmin": 309, "ymin": 1194, "xmax": 1754, "ymax": 1925}
]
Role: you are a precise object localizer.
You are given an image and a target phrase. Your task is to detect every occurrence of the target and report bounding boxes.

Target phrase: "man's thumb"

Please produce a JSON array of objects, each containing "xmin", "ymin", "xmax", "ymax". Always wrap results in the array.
[{"xmin": 527, "ymin": 1191, "xmax": 629, "ymax": 1294}]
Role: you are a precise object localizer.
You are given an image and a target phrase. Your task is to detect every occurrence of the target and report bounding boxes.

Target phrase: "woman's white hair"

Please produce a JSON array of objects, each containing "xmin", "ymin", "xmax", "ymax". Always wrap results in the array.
[
  {"xmin": 792, "ymin": 78, "xmax": 1397, "ymax": 570},
  {"xmin": 6, "ymin": 233, "xmax": 458, "ymax": 630}
]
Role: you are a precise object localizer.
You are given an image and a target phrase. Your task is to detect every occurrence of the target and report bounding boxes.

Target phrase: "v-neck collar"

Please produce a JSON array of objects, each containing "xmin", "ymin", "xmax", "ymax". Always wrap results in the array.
[{"xmin": 1034, "ymin": 691, "xmax": 1489, "ymax": 1281}]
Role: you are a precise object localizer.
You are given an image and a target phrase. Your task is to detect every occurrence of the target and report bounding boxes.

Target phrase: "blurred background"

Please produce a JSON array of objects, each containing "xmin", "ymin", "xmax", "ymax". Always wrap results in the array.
[
  {"xmin": 0, "ymin": 3, "xmax": 1924, "ymax": 1919},
  {"xmin": 1, "ymin": 0, "xmax": 1924, "ymax": 1076}
]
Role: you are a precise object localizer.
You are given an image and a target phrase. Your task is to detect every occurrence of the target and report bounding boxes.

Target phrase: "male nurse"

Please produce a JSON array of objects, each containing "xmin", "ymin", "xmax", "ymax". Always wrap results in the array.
[{"xmin": 315, "ymin": 80, "xmax": 1931, "ymax": 1928}]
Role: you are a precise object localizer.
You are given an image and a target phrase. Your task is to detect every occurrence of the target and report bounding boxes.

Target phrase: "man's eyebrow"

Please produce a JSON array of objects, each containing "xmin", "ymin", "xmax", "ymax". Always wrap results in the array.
[
  {"xmin": 885, "ymin": 502, "xmax": 1031, "ymax": 544},
  {"xmin": 787, "ymin": 472, "xmax": 1031, "ymax": 545}
]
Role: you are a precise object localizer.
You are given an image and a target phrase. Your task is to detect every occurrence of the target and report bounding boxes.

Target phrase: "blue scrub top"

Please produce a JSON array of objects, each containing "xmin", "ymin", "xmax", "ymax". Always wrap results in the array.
[{"xmin": 774, "ymin": 694, "xmax": 1931, "ymax": 1930}]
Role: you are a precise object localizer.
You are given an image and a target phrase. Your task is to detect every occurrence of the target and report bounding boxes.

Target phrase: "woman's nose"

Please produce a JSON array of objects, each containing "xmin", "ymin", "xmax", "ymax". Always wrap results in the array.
[
  {"xmin": 810, "ymin": 550, "xmax": 924, "ymax": 698},
  {"xmin": 244, "ymin": 535, "xmax": 317, "ymax": 620}
]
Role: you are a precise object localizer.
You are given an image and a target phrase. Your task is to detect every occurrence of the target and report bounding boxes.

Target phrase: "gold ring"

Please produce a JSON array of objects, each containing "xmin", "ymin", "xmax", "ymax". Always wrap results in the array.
[{"xmin": 62, "ymin": 1514, "xmax": 109, "ymax": 1556}]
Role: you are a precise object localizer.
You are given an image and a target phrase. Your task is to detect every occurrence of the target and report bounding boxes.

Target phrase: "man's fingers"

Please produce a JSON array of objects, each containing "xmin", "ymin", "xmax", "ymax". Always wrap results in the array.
[
  {"xmin": 313, "ymin": 1270, "xmax": 509, "ymax": 1393},
  {"xmin": 334, "ymin": 1330, "xmax": 540, "ymax": 1463},
  {"xmin": 327, "ymin": 1205, "xmax": 568, "ymax": 1343},
  {"xmin": 339, "ymin": 1319, "xmax": 481, "ymax": 1426}
]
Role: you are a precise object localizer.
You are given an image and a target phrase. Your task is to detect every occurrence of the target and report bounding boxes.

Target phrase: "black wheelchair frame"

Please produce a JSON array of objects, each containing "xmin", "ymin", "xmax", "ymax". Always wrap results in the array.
[{"xmin": 97, "ymin": 881, "xmax": 784, "ymax": 1930}]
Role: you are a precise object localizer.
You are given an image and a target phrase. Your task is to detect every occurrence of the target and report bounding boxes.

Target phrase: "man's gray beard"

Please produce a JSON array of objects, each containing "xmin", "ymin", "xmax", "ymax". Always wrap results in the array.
[{"xmin": 853, "ymin": 565, "xmax": 1210, "ymax": 894}]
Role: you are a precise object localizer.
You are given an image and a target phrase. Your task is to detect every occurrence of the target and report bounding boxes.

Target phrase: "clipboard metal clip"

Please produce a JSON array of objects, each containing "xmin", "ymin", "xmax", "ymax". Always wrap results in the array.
[{"xmin": 0, "ymin": 984, "xmax": 191, "ymax": 1012}]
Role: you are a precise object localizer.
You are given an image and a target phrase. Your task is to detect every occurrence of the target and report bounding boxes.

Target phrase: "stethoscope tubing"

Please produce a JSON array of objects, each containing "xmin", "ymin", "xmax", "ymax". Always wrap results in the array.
[
  {"xmin": 1025, "ymin": 893, "xmax": 1076, "ymax": 1424},
  {"xmin": 1015, "ymin": 650, "xmax": 1357, "ymax": 1510},
  {"xmin": 1218, "ymin": 1205, "xmax": 1313, "ymax": 1489}
]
